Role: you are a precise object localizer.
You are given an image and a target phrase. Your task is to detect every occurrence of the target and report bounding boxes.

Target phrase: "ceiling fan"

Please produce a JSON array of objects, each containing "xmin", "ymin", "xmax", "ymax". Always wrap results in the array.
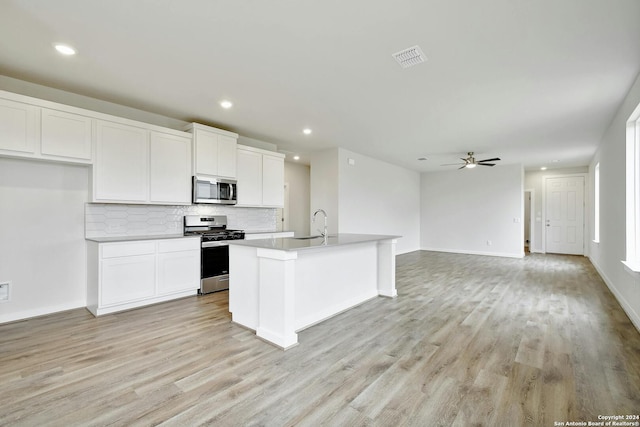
[{"xmin": 441, "ymin": 152, "xmax": 501, "ymax": 169}]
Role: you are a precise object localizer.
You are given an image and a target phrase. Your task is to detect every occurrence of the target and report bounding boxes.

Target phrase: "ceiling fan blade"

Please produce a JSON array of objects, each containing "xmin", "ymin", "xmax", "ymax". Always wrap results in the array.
[
  {"xmin": 477, "ymin": 157, "xmax": 501, "ymax": 163},
  {"xmin": 477, "ymin": 163, "xmax": 496, "ymax": 166},
  {"xmin": 458, "ymin": 165, "xmax": 467, "ymax": 170}
]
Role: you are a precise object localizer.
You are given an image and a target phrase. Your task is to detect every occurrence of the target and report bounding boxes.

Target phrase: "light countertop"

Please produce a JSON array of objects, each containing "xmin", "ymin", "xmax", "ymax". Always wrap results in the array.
[
  {"xmin": 243, "ymin": 230, "xmax": 294, "ymax": 235},
  {"xmin": 86, "ymin": 234, "xmax": 198, "ymax": 243},
  {"xmin": 228, "ymin": 233, "xmax": 400, "ymax": 252}
]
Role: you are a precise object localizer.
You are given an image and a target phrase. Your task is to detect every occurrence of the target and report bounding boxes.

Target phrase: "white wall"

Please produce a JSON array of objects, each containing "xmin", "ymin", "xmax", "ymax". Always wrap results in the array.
[
  {"xmin": 524, "ymin": 166, "xmax": 588, "ymax": 253},
  {"xmin": 309, "ymin": 148, "xmax": 421, "ymax": 255},
  {"xmin": 309, "ymin": 148, "xmax": 340, "ymax": 235},
  {"xmin": 0, "ymin": 158, "xmax": 89, "ymax": 323},
  {"xmin": 588, "ymin": 72, "xmax": 640, "ymax": 331},
  {"xmin": 337, "ymin": 148, "xmax": 421, "ymax": 254},
  {"xmin": 421, "ymin": 163, "xmax": 524, "ymax": 258},
  {"xmin": 284, "ymin": 161, "xmax": 310, "ymax": 236}
]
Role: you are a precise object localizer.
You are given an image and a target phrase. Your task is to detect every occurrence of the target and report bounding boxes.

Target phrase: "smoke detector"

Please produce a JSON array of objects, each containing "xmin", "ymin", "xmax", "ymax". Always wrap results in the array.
[{"xmin": 392, "ymin": 45, "xmax": 427, "ymax": 69}]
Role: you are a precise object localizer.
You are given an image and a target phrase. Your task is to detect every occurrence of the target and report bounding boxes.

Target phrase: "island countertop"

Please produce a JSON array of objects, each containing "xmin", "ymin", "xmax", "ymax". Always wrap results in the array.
[
  {"xmin": 227, "ymin": 233, "xmax": 400, "ymax": 252},
  {"xmin": 228, "ymin": 232, "xmax": 399, "ymax": 349}
]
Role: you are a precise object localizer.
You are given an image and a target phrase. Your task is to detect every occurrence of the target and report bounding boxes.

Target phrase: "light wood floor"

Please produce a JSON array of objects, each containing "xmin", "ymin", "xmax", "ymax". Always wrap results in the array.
[{"xmin": 1, "ymin": 251, "xmax": 639, "ymax": 426}]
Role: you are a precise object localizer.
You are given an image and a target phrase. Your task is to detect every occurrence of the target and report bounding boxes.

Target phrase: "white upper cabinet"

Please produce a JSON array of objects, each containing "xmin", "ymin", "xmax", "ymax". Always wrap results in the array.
[
  {"xmin": 185, "ymin": 123, "xmax": 238, "ymax": 179},
  {"xmin": 217, "ymin": 134, "xmax": 237, "ymax": 178},
  {"xmin": 194, "ymin": 128, "xmax": 218, "ymax": 176},
  {"xmin": 262, "ymin": 154, "xmax": 285, "ymax": 206},
  {"xmin": 95, "ymin": 120, "xmax": 149, "ymax": 203},
  {"xmin": 94, "ymin": 121, "xmax": 192, "ymax": 205},
  {"xmin": 0, "ymin": 90, "xmax": 195, "ymax": 205},
  {"xmin": 0, "ymin": 93, "xmax": 94, "ymax": 163},
  {"xmin": 237, "ymin": 148, "xmax": 263, "ymax": 206},
  {"xmin": 149, "ymin": 131, "xmax": 191, "ymax": 204},
  {"xmin": 236, "ymin": 144, "xmax": 285, "ymax": 207},
  {"xmin": 0, "ymin": 97, "xmax": 38, "ymax": 155},
  {"xmin": 40, "ymin": 108, "xmax": 93, "ymax": 161}
]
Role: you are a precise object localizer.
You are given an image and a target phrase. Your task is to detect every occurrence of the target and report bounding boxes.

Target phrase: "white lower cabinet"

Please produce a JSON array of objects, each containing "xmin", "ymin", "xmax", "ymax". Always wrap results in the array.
[
  {"xmin": 157, "ymin": 240, "xmax": 201, "ymax": 296},
  {"xmin": 101, "ymin": 254, "xmax": 156, "ymax": 306},
  {"xmin": 87, "ymin": 237, "xmax": 200, "ymax": 316}
]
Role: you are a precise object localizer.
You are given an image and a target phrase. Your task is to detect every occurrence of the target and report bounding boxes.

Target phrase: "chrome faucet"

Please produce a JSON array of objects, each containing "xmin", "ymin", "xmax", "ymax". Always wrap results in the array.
[{"xmin": 313, "ymin": 209, "xmax": 328, "ymax": 240}]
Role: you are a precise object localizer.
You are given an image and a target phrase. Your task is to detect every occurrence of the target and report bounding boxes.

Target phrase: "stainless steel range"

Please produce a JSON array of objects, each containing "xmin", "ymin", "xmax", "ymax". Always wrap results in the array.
[{"xmin": 183, "ymin": 215, "xmax": 244, "ymax": 294}]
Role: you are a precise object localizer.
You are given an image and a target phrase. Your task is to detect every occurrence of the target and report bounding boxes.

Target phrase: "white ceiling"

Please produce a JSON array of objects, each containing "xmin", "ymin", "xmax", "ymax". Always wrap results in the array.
[{"xmin": 1, "ymin": 0, "xmax": 639, "ymax": 171}]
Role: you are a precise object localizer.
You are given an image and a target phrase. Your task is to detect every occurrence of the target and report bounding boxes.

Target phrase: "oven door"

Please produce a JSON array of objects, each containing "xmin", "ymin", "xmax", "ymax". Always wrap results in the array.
[{"xmin": 200, "ymin": 241, "xmax": 229, "ymax": 293}]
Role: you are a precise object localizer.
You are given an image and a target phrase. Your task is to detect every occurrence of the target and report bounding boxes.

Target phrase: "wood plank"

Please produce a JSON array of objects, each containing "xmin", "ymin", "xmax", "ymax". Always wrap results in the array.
[{"xmin": 0, "ymin": 251, "xmax": 638, "ymax": 425}]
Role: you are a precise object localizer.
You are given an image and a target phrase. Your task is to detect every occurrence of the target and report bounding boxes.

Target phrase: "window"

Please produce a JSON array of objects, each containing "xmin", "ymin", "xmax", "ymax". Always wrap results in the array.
[
  {"xmin": 594, "ymin": 163, "xmax": 600, "ymax": 243},
  {"xmin": 624, "ymin": 103, "xmax": 640, "ymax": 272}
]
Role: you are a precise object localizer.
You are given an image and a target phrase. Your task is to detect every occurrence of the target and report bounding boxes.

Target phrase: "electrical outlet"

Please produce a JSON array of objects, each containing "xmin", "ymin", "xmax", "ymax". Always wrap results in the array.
[{"xmin": 0, "ymin": 282, "xmax": 10, "ymax": 302}]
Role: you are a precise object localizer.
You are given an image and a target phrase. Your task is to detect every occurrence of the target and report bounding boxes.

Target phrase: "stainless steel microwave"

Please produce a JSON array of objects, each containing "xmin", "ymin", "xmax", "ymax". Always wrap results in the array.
[{"xmin": 193, "ymin": 176, "xmax": 237, "ymax": 205}]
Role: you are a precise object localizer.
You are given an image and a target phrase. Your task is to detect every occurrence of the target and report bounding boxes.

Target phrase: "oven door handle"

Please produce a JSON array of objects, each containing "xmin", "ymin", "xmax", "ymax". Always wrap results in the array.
[{"xmin": 201, "ymin": 241, "xmax": 230, "ymax": 248}]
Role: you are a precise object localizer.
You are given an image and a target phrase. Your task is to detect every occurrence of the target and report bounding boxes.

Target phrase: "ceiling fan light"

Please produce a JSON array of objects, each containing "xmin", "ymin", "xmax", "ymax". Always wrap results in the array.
[{"xmin": 466, "ymin": 163, "xmax": 477, "ymax": 169}]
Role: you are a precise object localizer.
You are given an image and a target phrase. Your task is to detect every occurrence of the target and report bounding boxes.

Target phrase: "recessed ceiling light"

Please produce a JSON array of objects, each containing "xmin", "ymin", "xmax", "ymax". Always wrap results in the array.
[
  {"xmin": 303, "ymin": 128, "xmax": 312, "ymax": 135},
  {"xmin": 54, "ymin": 44, "xmax": 76, "ymax": 55},
  {"xmin": 541, "ymin": 166, "xmax": 548, "ymax": 170},
  {"xmin": 220, "ymin": 100, "xmax": 233, "ymax": 109},
  {"xmin": 417, "ymin": 157, "xmax": 428, "ymax": 161},
  {"xmin": 293, "ymin": 155, "xmax": 300, "ymax": 161}
]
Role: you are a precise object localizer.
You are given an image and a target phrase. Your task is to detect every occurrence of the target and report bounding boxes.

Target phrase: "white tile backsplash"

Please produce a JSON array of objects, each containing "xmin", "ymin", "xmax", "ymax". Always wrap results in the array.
[{"xmin": 85, "ymin": 204, "xmax": 278, "ymax": 238}]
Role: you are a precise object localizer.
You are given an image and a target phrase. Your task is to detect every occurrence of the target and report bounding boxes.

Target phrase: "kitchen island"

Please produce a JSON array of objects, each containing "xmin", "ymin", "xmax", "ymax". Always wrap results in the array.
[{"xmin": 228, "ymin": 234, "xmax": 399, "ymax": 349}]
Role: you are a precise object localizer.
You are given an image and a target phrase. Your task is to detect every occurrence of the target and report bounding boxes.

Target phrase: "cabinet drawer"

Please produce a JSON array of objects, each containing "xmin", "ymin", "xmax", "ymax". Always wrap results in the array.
[
  {"xmin": 157, "ymin": 238, "xmax": 200, "ymax": 253},
  {"xmin": 101, "ymin": 241, "xmax": 156, "ymax": 258}
]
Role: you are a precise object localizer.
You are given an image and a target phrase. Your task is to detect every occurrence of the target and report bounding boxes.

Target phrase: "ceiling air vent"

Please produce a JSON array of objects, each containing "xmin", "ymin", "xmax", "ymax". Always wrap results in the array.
[{"xmin": 392, "ymin": 45, "xmax": 427, "ymax": 69}]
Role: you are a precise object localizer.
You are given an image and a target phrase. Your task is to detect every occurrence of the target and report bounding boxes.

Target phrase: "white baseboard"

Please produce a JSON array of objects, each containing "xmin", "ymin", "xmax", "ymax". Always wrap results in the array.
[
  {"xmin": 589, "ymin": 256, "xmax": 640, "ymax": 333},
  {"xmin": 420, "ymin": 247, "xmax": 525, "ymax": 259},
  {"xmin": 0, "ymin": 300, "xmax": 86, "ymax": 324}
]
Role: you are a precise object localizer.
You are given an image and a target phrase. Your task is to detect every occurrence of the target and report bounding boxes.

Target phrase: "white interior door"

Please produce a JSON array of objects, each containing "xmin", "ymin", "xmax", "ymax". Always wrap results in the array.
[{"xmin": 545, "ymin": 176, "xmax": 585, "ymax": 255}]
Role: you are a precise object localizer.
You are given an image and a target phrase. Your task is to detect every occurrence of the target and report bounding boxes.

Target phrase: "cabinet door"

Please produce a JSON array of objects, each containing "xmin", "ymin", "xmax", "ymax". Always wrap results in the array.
[
  {"xmin": 101, "ymin": 254, "xmax": 156, "ymax": 306},
  {"xmin": 236, "ymin": 149, "xmax": 263, "ymax": 206},
  {"xmin": 157, "ymin": 250, "xmax": 200, "ymax": 295},
  {"xmin": 149, "ymin": 131, "xmax": 191, "ymax": 204},
  {"xmin": 217, "ymin": 134, "xmax": 237, "ymax": 178},
  {"xmin": 41, "ymin": 108, "xmax": 93, "ymax": 161},
  {"xmin": 95, "ymin": 120, "xmax": 148, "ymax": 202},
  {"xmin": 194, "ymin": 129, "xmax": 218, "ymax": 176},
  {"xmin": 262, "ymin": 155, "xmax": 284, "ymax": 207},
  {"xmin": 0, "ymin": 98, "xmax": 38, "ymax": 155}
]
